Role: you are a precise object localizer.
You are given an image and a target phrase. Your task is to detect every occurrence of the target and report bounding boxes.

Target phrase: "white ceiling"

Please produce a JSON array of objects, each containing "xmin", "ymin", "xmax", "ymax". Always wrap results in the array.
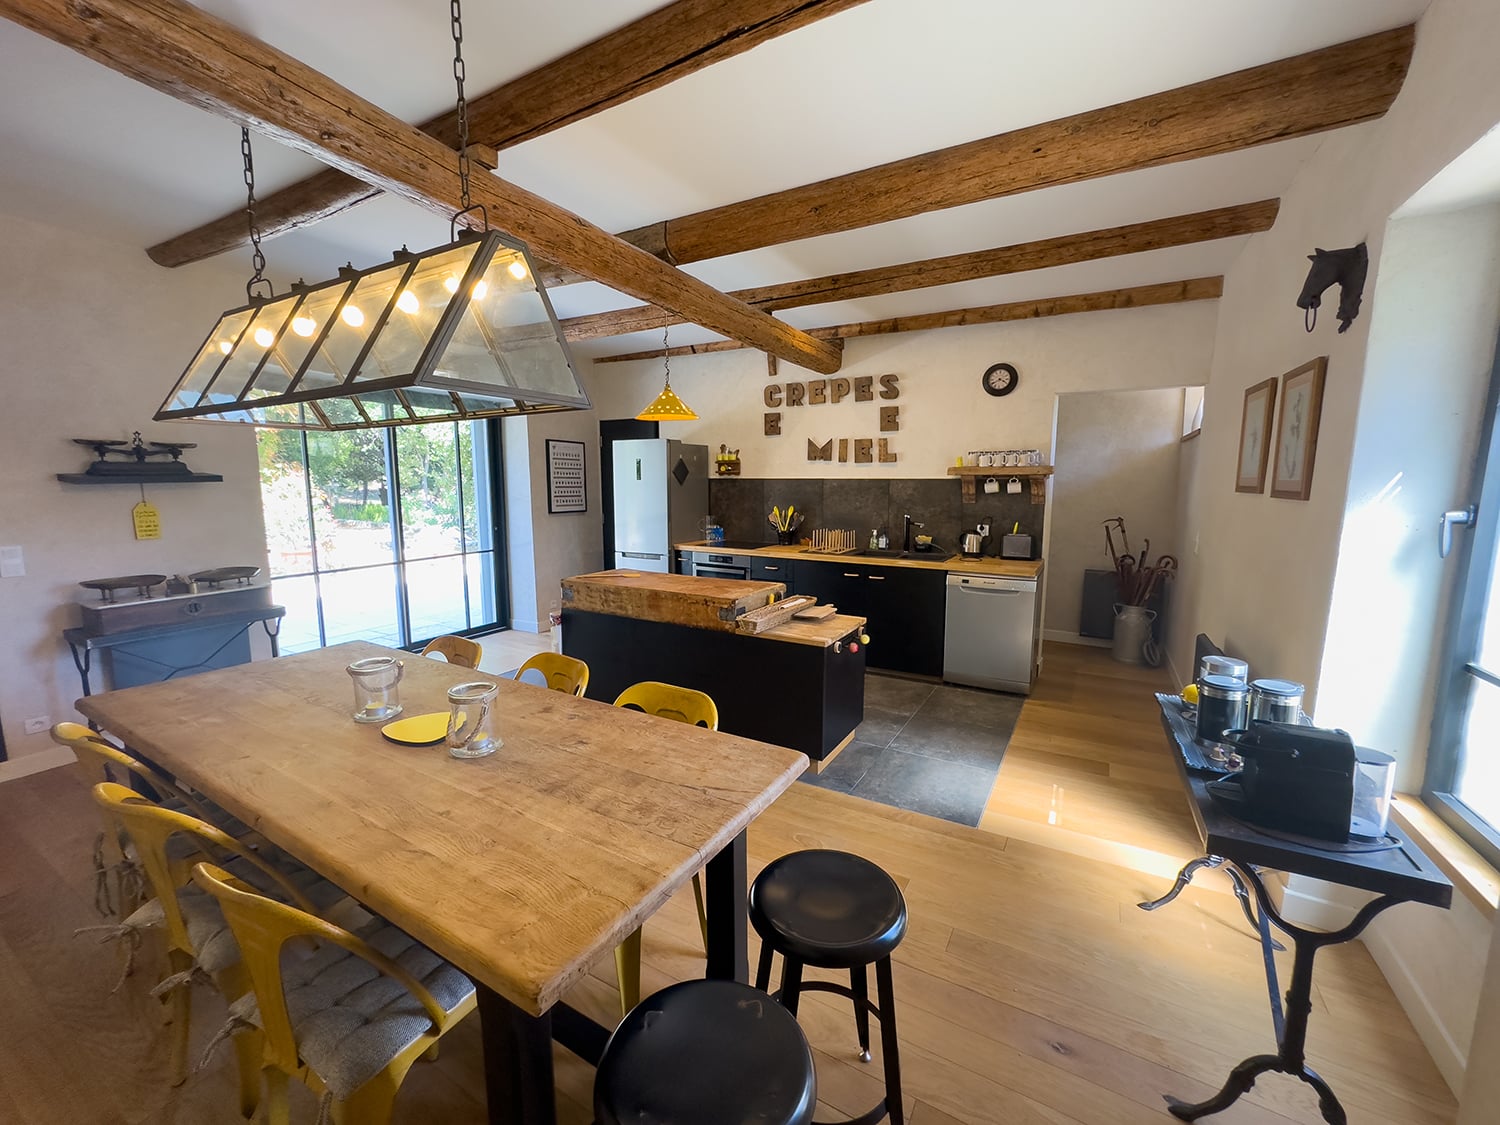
[{"xmin": 0, "ymin": 0, "xmax": 1432, "ymax": 358}]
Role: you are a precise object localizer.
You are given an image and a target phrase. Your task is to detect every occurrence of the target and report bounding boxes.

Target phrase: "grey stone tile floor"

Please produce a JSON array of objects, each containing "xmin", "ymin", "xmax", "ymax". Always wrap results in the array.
[{"xmin": 798, "ymin": 673, "xmax": 1024, "ymax": 826}]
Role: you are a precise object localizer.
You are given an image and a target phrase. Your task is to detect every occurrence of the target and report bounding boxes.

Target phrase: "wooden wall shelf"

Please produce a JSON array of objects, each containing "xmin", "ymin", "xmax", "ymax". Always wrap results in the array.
[{"xmin": 946, "ymin": 465, "xmax": 1053, "ymax": 504}]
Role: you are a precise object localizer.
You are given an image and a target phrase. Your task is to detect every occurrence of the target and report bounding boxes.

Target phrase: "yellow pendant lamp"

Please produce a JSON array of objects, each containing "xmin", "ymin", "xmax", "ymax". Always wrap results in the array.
[{"xmin": 636, "ymin": 326, "xmax": 698, "ymax": 421}]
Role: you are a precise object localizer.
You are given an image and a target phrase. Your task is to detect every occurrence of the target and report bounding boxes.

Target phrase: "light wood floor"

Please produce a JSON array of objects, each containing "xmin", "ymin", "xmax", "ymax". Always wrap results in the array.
[{"xmin": 0, "ymin": 643, "xmax": 1457, "ymax": 1124}]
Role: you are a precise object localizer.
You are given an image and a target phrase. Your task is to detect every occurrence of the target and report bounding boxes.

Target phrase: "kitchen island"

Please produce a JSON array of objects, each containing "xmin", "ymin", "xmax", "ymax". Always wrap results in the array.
[
  {"xmin": 560, "ymin": 570, "xmax": 866, "ymax": 768},
  {"xmin": 676, "ymin": 542, "xmax": 1043, "ymax": 681}
]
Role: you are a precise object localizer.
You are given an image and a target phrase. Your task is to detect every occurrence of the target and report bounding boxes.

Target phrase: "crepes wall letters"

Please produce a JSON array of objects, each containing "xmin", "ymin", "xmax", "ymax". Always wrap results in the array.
[{"xmin": 763, "ymin": 373, "xmax": 901, "ymax": 463}]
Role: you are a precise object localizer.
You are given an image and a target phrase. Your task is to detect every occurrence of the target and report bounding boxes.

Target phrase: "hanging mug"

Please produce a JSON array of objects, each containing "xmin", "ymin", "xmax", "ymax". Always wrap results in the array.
[
  {"xmin": 983, "ymin": 476, "xmax": 1000, "ymax": 494},
  {"xmin": 1007, "ymin": 476, "xmax": 1023, "ymax": 494}
]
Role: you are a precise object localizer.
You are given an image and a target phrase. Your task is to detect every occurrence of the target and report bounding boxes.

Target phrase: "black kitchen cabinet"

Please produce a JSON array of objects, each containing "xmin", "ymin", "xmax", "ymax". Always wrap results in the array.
[
  {"xmin": 750, "ymin": 557, "xmax": 796, "ymax": 590},
  {"xmin": 798, "ymin": 559, "xmax": 945, "ymax": 676}
]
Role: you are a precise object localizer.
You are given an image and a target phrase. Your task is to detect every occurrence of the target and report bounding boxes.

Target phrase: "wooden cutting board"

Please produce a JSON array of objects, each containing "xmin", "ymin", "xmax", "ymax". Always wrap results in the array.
[{"xmin": 562, "ymin": 570, "xmax": 784, "ymax": 632}]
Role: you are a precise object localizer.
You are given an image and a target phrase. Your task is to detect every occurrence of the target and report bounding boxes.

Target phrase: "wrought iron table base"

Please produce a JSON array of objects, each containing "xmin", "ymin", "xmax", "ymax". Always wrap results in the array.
[
  {"xmin": 1160, "ymin": 860, "xmax": 1402, "ymax": 1123},
  {"xmin": 1139, "ymin": 854, "xmax": 1284, "ymax": 951}
]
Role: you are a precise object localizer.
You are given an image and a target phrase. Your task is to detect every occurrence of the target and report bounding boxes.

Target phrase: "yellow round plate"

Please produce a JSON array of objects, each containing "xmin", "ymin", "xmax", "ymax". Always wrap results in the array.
[{"xmin": 380, "ymin": 712, "xmax": 449, "ymax": 746}]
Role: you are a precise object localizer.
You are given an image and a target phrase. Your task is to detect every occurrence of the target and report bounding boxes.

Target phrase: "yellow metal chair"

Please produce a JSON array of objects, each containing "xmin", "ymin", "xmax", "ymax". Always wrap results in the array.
[
  {"xmin": 94, "ymin": 781, "xmax": 324, "ymax": 1115},
  {"xmin": 54, "ymin": 721, "xmax": 262, "ymax": 916},
  {"xmin": 610, "ymin": 682, "xmax": 716, "ymax": 1016},
  {"xmin": 192, "ymin": 861, "xmax": 476, "ymax": 1125},
  {"xmin": 513, "ymin": 651, "xmax": 589, "ymax": 696},
  {"xmin": 420, "ymin": 634, "xmax": 483, "ymax": 669}
]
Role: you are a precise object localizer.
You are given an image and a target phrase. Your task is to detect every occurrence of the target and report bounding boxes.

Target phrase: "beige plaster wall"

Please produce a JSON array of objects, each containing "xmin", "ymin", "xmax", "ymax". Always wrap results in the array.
[
  {"xmin": 1046, "ymin": 388, "xmax": 1185, "ymax": 643},
  {"xmin": 583, "ymin": 302, "xmax": 1219, "ymax": 482},
  {"xmin": 1177, "ymin": 0, "xmax": 1500, "ymax": 1097},
  {"xmin": 0, "ymin": 211, "xmax": 267, "ymax": 764},
  {"xmin": 501, "ymin": 410, "xmax": 604, "ymax": 632}
]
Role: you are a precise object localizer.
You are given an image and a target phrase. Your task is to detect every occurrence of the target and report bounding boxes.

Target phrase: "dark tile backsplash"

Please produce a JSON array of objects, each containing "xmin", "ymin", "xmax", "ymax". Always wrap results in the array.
[{"xmin": 708, "ymin": 477, "xmax": 1044, "ymax": 557}]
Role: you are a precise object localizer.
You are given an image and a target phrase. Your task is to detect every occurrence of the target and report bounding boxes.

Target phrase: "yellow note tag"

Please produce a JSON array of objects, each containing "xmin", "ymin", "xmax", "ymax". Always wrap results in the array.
[{"xmin": 132, "ymin": 500, "xmax": 161, "ymax": 540}]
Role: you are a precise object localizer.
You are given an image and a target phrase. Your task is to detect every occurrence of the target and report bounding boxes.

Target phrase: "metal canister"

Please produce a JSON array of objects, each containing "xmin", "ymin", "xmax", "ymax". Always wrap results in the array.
[
  {"xmin": 1197, "ymin": 674, "xmax": 1249, "ymax": 744},
  {"xmin": 1249, "ymin": 678, "xmax": 1304, "ymax": 724},
  {"xmin": 1199, "ymin": 654, "xmax": 1249, "ymax": 685}
]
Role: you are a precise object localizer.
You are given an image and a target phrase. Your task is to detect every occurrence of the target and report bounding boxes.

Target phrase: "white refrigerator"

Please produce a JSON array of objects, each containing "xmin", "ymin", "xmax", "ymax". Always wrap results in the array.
[{"xmin": 611, "ymin": 439, "xmax": 709, "ymax": 572}]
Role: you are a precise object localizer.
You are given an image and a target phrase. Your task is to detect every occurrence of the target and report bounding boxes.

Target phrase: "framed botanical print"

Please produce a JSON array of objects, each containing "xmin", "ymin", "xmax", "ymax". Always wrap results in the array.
[
  {"xmin": 1270, "ymin": 357, "xmax": 1328, "ymax": 501},
  {"xmin": 1235, "ymin": 377, "xmax": 1278, "ymax": 493}
]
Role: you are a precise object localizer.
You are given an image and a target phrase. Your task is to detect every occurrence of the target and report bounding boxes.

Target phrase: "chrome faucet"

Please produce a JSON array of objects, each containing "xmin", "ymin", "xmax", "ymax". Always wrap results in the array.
[{"xmin": 903, "ymin": 514, "xmax": 923, "ymax": 552}]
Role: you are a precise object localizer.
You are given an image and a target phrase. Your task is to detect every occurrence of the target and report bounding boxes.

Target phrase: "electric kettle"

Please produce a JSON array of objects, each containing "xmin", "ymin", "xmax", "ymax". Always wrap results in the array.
[{"xmin": 960, "ymin": 530, "xmax": 986, "ymax": 556}]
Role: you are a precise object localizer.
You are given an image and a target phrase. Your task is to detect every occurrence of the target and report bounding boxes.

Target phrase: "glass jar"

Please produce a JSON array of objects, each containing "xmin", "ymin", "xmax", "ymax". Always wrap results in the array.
[
  {"xmin": 446, "ymin": 681, "xmax": 501, "ymax": 759},
  {"xmin": 347, "ymin": 656, "xmax": 403, "ymax": 724}
]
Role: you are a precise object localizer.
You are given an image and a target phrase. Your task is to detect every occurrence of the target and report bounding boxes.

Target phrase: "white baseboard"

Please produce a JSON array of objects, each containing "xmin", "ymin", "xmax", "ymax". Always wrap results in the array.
[
  {"xmin": 1364, "ymin": 920, "xmax": 1468, "ymax": 1093},
  {"xmin": 1043, "ymin": 629, "xmax": 1110, "ymax": 648},
  {"xmin": 0, "ymin": 746, "xmax": 75, "ymax": 784}
]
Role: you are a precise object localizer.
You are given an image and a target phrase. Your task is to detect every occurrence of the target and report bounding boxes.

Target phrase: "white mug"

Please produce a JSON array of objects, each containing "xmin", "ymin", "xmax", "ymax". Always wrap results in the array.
[
  {"xmin": 965, "ymin": 451, "xmax": 979, "ymax": 466},
  {"xmin": 1007, "ymin": 476, "xmax": 1023, "ymax": 494},
  {"xmin": 978, "ymin": 452, "xmax": 994, "ymax": 467},
  {"xmin": 983, "ymin": 476, "xmax": 1000, "ymax": 494}
]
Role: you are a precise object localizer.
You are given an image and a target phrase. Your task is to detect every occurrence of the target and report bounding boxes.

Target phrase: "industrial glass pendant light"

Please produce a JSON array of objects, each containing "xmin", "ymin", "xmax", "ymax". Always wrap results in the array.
[
  {"xmin": 155, "ymin": 0, "xmax": 588, "ymax": 431},
  {"xmin": 636, "ymin": 325, "xmax": 698, "ymax": 421}
]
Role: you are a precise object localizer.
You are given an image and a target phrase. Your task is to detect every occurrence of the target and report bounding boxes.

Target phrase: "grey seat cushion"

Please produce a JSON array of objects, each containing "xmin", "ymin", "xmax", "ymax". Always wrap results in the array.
[{"xmin": 226, "ymin": 918, "xmax": 474, "ymax": 1100}]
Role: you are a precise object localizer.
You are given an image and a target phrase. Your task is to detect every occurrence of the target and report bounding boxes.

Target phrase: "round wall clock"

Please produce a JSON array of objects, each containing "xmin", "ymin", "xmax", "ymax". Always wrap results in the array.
[{"xmin": 982, "ymin": 362, "xmax": 1019, "ymax": 397}]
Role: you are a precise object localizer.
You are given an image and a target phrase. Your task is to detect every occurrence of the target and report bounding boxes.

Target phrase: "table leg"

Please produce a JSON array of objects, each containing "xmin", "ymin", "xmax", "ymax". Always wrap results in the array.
[
  {"xmin": 1140, "ymin": 854, "xmax": 1284, "ymax": 951},
  {"xmin": 1164, "ymin": 865, "xmax": 1401, "ymax": 1123},
  {"xmin": 704, "ymin": 828, "xmax": 748, "ymax": 983},
  {"xmin": 477, "ymin": 984, "xmax": 557, "ymax": 1125}
]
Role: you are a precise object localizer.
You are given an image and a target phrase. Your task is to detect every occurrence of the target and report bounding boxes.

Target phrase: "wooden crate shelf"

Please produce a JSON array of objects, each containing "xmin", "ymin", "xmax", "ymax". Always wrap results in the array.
[{"xmin": 946, "ymin": 465, "xmax": 1053, "ymax": 504}]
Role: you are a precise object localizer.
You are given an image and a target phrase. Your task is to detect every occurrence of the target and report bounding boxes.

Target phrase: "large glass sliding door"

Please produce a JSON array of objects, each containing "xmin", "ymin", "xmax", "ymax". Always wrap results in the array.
[{"xmin": 257, "ymin": 421, "xmax": 504, "ymax": 654}]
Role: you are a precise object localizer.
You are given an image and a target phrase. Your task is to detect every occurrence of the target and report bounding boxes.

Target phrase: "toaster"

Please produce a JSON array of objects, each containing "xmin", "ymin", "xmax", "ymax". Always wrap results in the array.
[{"xmin": 1000, "ymin": 533, "xmax": 1033, "ymax": 559}]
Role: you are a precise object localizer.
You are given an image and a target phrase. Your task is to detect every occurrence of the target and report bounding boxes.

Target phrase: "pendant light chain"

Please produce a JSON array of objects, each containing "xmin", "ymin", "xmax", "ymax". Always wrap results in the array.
[
  {"xmin": 662, "ymin": 325, "xmax": 672, "ymax": 386},
  {"xmin": 449, "ymin": 0, "xmax": 486, "ymax": 235},
  {"xmin": 241, "ymin": 127, "xmax": 272, "ymax": 301}
]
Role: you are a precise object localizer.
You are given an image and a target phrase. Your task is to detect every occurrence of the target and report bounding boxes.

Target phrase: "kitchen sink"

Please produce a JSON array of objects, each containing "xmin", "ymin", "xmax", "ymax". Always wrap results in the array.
[{"xmin": 853, "ymin": 548, "xmax": 957, "ymax": 561}]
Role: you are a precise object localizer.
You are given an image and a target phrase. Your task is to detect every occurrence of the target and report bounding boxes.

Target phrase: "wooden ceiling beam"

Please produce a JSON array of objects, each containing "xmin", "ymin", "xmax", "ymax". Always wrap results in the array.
[
  {"xmin": 563, "ymin": 200, "xmax": 1276, "ymax": 340},
  {"xmin": 614, "ymin": 26, "xmax": 1412, "ymax": 266},
  {"xmin": 144, "ymin": 0, "xmax": 870, "ymax": 269},
  {"xmin": 0, "ymin": 0, "xmax": 844, "ymax": 374},
  {"xmin": 591, "ymin": 278, "xmax": 1224, "ymax": 362}
]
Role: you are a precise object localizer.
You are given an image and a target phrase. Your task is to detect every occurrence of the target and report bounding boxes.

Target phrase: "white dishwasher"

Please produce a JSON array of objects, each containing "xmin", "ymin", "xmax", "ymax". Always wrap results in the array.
[{"xmin": 943, "ymin": 573, "xmax": 1040, "ymax": 694}]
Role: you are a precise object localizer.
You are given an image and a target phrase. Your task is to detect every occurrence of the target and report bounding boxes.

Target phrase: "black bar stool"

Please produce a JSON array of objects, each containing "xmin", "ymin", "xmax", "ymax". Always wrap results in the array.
[
  {"xmin": 751, "ymin": 849, "xmax": 908, "ymax": 1125},
  {"xmin": 594, "ymin": 979, "xmax": 817, "ymax": 1125}
]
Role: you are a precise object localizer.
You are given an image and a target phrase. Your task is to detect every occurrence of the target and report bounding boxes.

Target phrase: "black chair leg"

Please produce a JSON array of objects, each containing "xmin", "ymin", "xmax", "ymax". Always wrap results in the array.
[
  {"xmin": 780, "ymin": 958, "xmax": 804, "ymax": 1017},
  {"xmin": 876, "ymin": 956, "xmax": 903, "ymax": 1125},
  {"xmin": 756, "ymin": 940, "xmax": 775, "ymax": 992},
  {"xmin": 850, "ymin": 963, "xmax": 872, "ymax": 1063}
]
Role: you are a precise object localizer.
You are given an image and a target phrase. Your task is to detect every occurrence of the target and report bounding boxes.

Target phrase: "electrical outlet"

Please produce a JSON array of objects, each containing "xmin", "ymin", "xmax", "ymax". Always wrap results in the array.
[
  {"xmin": 977, "ymin": 522, "xmax": 992, "ymax": 537},
  {"xmin": 23, "ymin": 715, "xmax": 50, "ymax": 735}
]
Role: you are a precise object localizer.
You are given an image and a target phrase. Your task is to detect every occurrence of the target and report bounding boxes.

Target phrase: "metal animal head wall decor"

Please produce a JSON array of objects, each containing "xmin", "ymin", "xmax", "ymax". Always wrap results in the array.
[{"xmin": 1296, "ymin": 243, "xmax": 1368, "ymax": 333}]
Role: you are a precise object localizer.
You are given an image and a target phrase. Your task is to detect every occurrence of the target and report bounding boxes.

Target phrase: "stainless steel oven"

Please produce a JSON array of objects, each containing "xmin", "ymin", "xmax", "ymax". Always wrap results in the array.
[{"xmin": 690, "ymin": 553, "xmax": 749, "ymax": 580}]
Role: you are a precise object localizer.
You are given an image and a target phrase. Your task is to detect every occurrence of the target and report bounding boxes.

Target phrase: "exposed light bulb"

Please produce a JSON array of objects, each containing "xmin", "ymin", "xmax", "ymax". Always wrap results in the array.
[
  {"xmin": 341, "ymin": 304, "xmax": 365, "ymax": 328},
  {"xmin": 395, "ymin": 290, "xmax": 420, "ymax": 314},
  {"xmin": 471, "ymin": 280, "xmax": 488, "ymax": 301},
  {"xmin": 291, "ymin": 315, "xmax": 316, "ymax": 338},
  {"xmin": 253, "ymin": 327, "xmax": 275, "ymax": 348},
  {"xmin": 218, "ymin": 340, "xmax": 233, "ymax": 355},
  {"xmin": 443, "ymin": 276, "xmax": 459, "ymax": 294},
  {"xmin": 508, "ymin": 260, "xmax": 528, "ymax": 281}
]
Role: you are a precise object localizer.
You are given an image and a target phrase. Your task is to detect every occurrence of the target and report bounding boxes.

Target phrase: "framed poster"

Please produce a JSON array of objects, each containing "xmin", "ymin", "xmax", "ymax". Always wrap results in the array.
[
  {"xmin": 546, "ymin": 439, "xmax": 587, "ymax": 513},
  {"xmin": 1235, "ymin": 377, "xmax": 1278, "ymax": 493},
  {"xmin": 1270, "ymin": 357, "xmax": 1328, "ymax": 501}
]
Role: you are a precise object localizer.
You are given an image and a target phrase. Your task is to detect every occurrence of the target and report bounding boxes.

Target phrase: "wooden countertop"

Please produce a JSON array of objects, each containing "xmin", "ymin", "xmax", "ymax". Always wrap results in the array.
[
  {"xmin": 563, "ymin": 569, "xmax": 864, "ymax": 647},
  {"xmin": 77, "ymin": 641, "xmax": 807, "ymax": 1016},
  {"xmin": 676, "ymin": 541, "xmax": 1043, "ymax": 580}
]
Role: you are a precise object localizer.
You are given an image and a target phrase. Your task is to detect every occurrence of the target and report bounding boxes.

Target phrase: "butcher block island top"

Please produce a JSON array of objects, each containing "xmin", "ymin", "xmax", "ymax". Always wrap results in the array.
[
  {"xmin": 76, "ymin": 641, "xmax": 807, "ymax": 1017},
  {"xmin": 561, "ymin": 569, "xmax": 865, "ymax": 647}
]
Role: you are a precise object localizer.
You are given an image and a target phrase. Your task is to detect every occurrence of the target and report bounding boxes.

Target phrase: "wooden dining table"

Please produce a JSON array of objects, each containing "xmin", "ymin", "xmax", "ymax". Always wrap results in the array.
[{"xmin": 76, "ymin": 640, "xmax": 808, "ymax": 1124}]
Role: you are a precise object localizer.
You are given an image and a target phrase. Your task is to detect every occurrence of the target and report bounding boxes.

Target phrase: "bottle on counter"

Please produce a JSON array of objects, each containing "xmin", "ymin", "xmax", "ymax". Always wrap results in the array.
[
  {"xmin": 869, "ymin": 529, "xmax": 879, "ymax": 549},
  {"xmin": 877, "ymin": 529, "xmax": 888, "ymax": 549}
]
